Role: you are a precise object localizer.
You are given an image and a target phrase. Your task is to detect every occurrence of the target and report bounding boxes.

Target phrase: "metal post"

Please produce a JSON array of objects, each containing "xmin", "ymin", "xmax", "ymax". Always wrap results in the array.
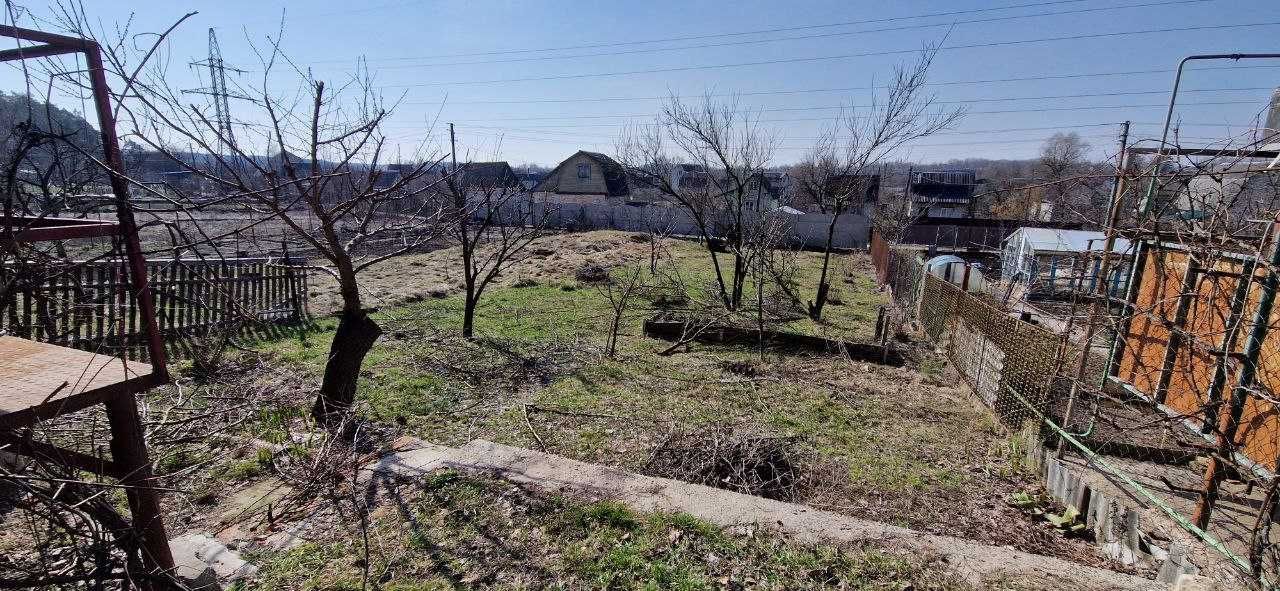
[
  {"xmin": 106, "ymin": 393, "xmax": 176, "ymax": 584},
  {"xmin": 84, "ymin": 42, "xmax": 168, "ymax": 379},
  {"xmin": 1106, "ymin": 240, "xmax": 1147, "ymax": 380},
  {"xmin": 1193, "ymin": 216, "xmax": 1280, "ymax": 528},
  {"xmin": 1057, "ymin": 122, "xmax": 1129, "ymax": 458}
]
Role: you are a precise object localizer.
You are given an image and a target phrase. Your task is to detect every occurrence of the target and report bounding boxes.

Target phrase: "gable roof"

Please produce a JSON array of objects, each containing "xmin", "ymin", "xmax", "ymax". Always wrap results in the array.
[
  {"xmin": 535, "ymin": 150, "xmax": 630, "ymax": 196},
  {"xmin": 1005, "ymin": 227, "xmax": 1131, "ymax": 255},
  {"xmin": 461, "ymin": 161, "xmax": 520, "ymax": 189}
]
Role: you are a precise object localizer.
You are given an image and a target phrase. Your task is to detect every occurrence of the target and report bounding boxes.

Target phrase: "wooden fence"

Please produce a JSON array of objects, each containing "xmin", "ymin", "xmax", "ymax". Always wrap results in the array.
[{"xmin": 1, "ymin": 257, "xmax": 308, "ymax": 359}]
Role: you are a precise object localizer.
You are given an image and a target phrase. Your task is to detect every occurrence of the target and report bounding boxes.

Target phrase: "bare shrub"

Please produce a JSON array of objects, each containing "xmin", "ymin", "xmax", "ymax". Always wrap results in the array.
[
  {"xmin": 644, "ymin": 424, "xmax": 823, "ymax": 501},
  {"xmin": 574, "ymin": 263, "xmax": 610, "ymax": 283}
]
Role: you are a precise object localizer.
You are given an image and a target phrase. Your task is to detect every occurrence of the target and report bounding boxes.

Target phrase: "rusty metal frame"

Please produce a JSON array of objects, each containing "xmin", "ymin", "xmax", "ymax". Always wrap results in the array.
[{"xmin": 0, "ymin": 25, "xmax": 175, "ymax": 584}]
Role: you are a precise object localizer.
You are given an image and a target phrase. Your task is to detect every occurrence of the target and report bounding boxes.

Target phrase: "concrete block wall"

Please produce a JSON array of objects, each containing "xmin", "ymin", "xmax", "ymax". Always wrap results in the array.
[{"xmin": 1020, "ymin": 430, "xmax": 1200, "ymax": 584}]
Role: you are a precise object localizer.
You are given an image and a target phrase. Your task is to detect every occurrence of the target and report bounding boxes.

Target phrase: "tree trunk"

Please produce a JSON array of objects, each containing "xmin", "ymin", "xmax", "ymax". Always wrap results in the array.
[
  {"xmin": 809, "ymin": 214, "xmax": 840, "ymax": 320},
  {"xmin": 313, "ymin": 308, "xmax": 382, "ymax": 423},
  {"xmin": 462, "ymin": 292, "xmax": 477, "ymax": 339},
  {"xmin": 731, "ymin": 253, "xmax": 747, "ymax": 309},
  {"xmin": 704, "ymin": 242, "xmax": 734, "ymax": 310}
]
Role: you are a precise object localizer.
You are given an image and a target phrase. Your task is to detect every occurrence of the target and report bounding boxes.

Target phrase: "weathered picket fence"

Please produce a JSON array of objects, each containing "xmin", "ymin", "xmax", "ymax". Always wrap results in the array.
[{"xmin": 1, "ymin": 257, "xmax": 308, "ymax": 358}]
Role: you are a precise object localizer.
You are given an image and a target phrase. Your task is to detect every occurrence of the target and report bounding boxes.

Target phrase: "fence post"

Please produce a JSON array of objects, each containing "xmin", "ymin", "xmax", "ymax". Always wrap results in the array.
[{"xmin": 1105, "ymin": 240, "xmax": 1148, "ymax": 382}]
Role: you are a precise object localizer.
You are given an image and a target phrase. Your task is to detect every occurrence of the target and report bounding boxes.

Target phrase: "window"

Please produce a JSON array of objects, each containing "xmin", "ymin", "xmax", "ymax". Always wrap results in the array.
[{"xmin": 577, "ymin": 163, "xmax": 592, "ymax": 179}]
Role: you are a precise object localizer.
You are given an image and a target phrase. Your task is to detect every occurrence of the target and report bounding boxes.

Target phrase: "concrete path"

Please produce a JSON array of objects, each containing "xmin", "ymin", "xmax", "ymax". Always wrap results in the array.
[{"xmin": 365, "ymin": 438, "xmax": 1167, "ymax": 590}]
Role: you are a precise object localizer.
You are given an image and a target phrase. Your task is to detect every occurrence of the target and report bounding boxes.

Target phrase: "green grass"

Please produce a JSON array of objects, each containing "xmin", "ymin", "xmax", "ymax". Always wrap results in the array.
[
  {"xmin": 218, "ymin": 235, "xmax": 1016, "ymax": 532},
  {"xmin": 246, "ymin": 470, "xmax": 972, "ymax": 591},
  {"xmin": 239, "ymin": 249, "xmax": 991, "ymax": 493}
]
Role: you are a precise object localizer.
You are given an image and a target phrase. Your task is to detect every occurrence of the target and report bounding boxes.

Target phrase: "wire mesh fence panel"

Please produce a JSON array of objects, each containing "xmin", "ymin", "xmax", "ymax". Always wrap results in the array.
[
  {"xmin": 884, "ymin": 248, "xmax": 925, "ymax": 315},
  {"xmin": 919, "ymin": 274, "xmax": 1061, "ymax": 427}
]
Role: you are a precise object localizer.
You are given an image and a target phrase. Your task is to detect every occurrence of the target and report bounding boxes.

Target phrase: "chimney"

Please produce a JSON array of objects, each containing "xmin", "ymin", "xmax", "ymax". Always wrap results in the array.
[{"xmin": 1266, "ymin": 87, "xmax": 1280, "ymax": 140}]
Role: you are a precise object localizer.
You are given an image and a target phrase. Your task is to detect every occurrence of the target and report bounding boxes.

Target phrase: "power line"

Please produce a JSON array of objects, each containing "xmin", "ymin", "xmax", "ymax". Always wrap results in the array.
[
  {"xmin": 439, "ymin": 122, "xmax": 1248, "ymax": 144},
  {"xmin": 447, "ymin": 128, "xmax": 1125, "ymax": 148},
  {"xmin": 402, "ymin": 89, "xmax": 1275, "ymax": 123},
  {"xmin": 453, "ymin": 122, "xmax": 1146, "ymax": 140},
  {"xmin": 427, "ymin": 100, "xmax": 1262, "ymax": 124},
  {"xmin": 407, "ymin": 81, "xmax": 1275, "ymax": 106},
  {"xmin": 382, "ymin": 21, "xmax": 1280, "ymax": 87},
  {"xmin": 349, "ymin": 0, "xmax": 1209, "ymax": 70},
  {"xmin": 310, "ymin": 0, "xmax": 1102, "ymax": 63},
  {"xmin": 410, "ymin": 120, "xmax": 1241, "ymax": 145}
]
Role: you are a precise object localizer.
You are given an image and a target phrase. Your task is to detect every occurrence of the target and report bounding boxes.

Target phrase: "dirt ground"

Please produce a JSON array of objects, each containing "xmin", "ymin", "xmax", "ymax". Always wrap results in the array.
[{"xmin": 308, "ymin": 230, "xmax": 662, "ymax": 315}]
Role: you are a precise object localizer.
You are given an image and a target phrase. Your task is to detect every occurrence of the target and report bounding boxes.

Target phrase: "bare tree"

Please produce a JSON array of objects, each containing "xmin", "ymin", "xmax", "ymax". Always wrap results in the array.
[
  {"xmin": 62, "ymin": 13, "xmax": 453, "ymax": 424},
  {"xmin": 597, "ymin": 265, "xmax": 644, "ymax": 357},
  {"xmin": 619, "ymin": 95, "xmax": 777, "ymax": 311},
  {"xmin": 439, "ymin": 140, "xmax": 548, "ymax": 339},
  {"xmin": 1037, "ymin": 132, "xmax": 1109, "ymax": 226},
  {"xmin": 792, "ymin": 44, "xmax": 962, "ymax": 319},
  {"xmin": 644, "ymin": 206, "xmax": 676, "ymax": 275}
]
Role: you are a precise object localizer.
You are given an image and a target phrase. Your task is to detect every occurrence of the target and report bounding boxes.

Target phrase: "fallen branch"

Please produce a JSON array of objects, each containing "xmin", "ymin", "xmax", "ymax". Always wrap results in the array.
[
  {"xmin": 525, "ymin": 404, "xmax": 631, "ymax": 422},
  {"xmin": 522, "ymin": 404, "xmax": 547, "ymax": 451}
]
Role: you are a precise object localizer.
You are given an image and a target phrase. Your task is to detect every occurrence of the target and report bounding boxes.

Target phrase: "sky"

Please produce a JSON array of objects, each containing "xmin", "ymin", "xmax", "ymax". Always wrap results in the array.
[{"xmin": 5, "ymin": 0, "xmax": 1280, "ymax": 167}]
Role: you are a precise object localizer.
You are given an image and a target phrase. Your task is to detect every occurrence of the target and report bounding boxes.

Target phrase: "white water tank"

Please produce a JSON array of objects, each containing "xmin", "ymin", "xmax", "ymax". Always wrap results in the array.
[{"xmin": 924, "ymin": 255, "xmax": 987, "ymax": 292}]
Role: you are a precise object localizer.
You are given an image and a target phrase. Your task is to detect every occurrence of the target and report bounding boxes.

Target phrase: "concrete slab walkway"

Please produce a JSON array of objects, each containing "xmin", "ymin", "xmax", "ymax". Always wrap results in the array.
[{"xmin": 365, "ymin": 438, "xmax": 1168, "ymax": 590}]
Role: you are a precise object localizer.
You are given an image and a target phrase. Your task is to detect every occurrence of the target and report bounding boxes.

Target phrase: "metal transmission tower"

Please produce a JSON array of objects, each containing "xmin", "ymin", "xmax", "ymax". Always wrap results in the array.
[
  {"xmin": 184, "ymin": 28, "xmax": 249, "ymax": 161},
  {"xmin": 205, "ymin": 28, "xmax": 234, "ymax": 151}
]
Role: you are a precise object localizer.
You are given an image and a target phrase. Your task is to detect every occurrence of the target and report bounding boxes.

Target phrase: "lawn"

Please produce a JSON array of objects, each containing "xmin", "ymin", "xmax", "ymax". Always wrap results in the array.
[
  {"xmin": 207, "ymin": 231, "xmax": 1110, "ymax": 566},
  {"xmin": 242, "ymin": 470, "xmax": 974, "ymax": 590}
]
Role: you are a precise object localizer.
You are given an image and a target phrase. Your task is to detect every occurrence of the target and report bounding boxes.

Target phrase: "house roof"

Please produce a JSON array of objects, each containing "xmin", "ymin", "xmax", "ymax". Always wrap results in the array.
[
  {"xmin": 461, "ymin": 161, "xmax": 520, "ymax": 188},
  {"xmin": 1005, "ymin": 227, "xmax": 1131, "ymax": 254},
  {"xmin": 535, "ymin": 150, "xmax": 630, "ymax": 196}
]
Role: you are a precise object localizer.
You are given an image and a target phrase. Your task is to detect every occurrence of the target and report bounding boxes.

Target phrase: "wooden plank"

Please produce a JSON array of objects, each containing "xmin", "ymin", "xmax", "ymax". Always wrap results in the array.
[
  {"xmin": 179, "ymin": 262, "xmax": 190, "ymax": 332},
  {"xmin": 94, "ymin": 264, "xmax": 107, "ymax": 348},
  {"xmin": 164, "ymin": 262, "xmax": 177, "ymax": 334},
  {"xmin": 20, "ymin": 275, "xmax": 32, "ymax": 339},
  {"xmin": 108, "ymin": 264, "xmax": 119, "ymax": 352},
  {"xmin": 3, "ymin": 266, "xmax": 17, "ymax": 336},
  {"xmin": 126, "ymin": 261, "xmax": 138, "ymax": 359},
  {"xmin": 56, "ymin": 266, "xmax": 70, "ymax": 345},
  {"xmin": 66, "ymin": 265, "xmax": 81, "ymax": 347},
  {"xmin": 260, "ymin": 261, "xmax": 269, "ymax": 315},
  {"xmin": 189, "ymin": 264, "xmax": 201, "ymax": 331}
]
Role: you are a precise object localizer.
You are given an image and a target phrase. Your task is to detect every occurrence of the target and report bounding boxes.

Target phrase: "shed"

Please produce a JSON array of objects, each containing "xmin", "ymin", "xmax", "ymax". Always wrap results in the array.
[{"xmin": 1001, "ymin": 228, "xmax": 1133, "ymax": 298}]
